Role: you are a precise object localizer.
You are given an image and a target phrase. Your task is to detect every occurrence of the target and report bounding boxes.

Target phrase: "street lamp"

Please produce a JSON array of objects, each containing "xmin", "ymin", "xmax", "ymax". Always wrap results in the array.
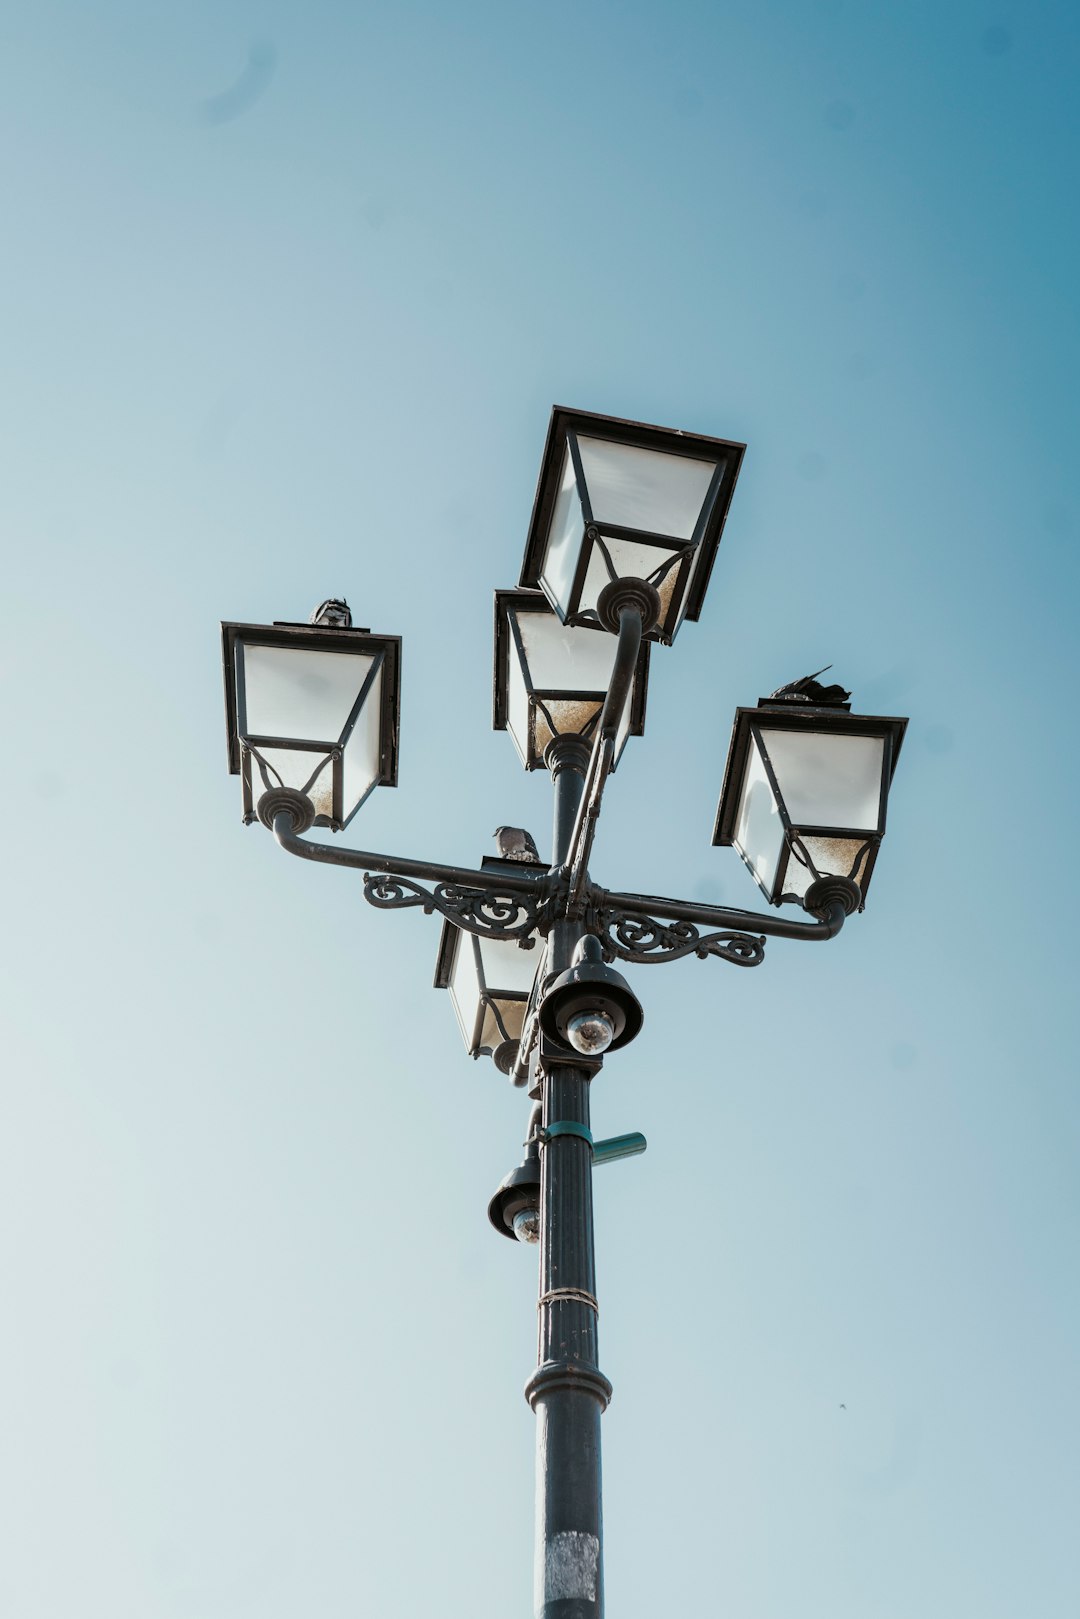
[
  {"xmin": 221, "ymin": 607, "xmax": 400, "ymax": 831},
  {"xmin": 712, "ymin": 674, "xmax": 908, "ymax": 909},
  {"xmin": 518, "ymin": 405, "xmax": 745, "ymax": 644},
  {"xmin": 220, "ymin": 408, "xmax": 908, "ymax": 1619},
  {"xmin": 494, "ymin": 587, "xmax": 650, "ymax": 770}
]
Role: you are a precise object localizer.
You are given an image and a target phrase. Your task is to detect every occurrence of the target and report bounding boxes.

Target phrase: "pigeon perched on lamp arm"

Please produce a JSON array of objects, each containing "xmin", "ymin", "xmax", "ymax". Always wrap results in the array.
[
  {"xmin": 769, "ymin": 665, "xmax": 851, "ymax": 708},
  {"xmin": 494, "ymin": 826, "xmax": 542, "ymax": 864}
]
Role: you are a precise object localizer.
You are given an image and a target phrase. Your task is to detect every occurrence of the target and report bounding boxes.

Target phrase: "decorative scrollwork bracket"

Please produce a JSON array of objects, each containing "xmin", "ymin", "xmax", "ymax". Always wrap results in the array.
[
  {"xmin": 588, "ymin": 904, "xmax": 766, "ymax": 968},
  {"xmin": 363, "ymin": 871, "xmax": 553, "ymax": 945}
]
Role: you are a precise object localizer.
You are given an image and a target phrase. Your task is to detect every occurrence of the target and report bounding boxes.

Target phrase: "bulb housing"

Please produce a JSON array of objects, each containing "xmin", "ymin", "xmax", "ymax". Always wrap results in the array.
[
  {"xmin": 566, "ymin": 1009, "xmax": 616, "ymax": 1056},
  {"xmin": 537, "ymin": 935, "xmax": 643, "ymax": 1055},
  {"xmin": 488, "ymin": 1141, "xmax": 542, "ymax": 1242}
]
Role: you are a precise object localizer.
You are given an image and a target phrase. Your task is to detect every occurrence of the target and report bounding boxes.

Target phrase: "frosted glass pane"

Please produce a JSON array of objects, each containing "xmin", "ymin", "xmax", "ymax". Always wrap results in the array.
[
  {"xmin": 542, "ymin": 444, "xmax": 586, "ymax": 616},
  {"xmin": 247, "ymin": 745, "xmax": 335, "ymax": 822},
  {"xmin": 517, "ymin": 609, "xmax": 618, "ymax": 690},
  {"xmin": 341, "ymin": 664, "xmax": 383, "ymax": 822},
  {"xmin": 477, "ymin": 933, "xmax": 543, "ymax": 995},
  {"xmin": 764, "ymin": 730, "xmax": 884, "ymax": 830},
  {"xmin": 673, "ymin": 526, "xmax": 712, "ymax": 632},
  {"xmin": 577, "ymin": 436, "xmax": 717, "ymax": 539},
  {"xmin": 448, "ymin": 933, "xmax": 482, "ymax": 1051},
  {"xmin": 532, "ymin": 696, "xmax": 603, "ymax": 758},
  {"xmin": 579, "ymin": 533, "xmax": 685, "ymax": 624},
  {"xmin": 732, "ymin": 738, "xmax": 784, "ymax": 894},
  {"xmin": 241, "ymin": 643, "xmax": 377, "ymax": 742},
  {"xmin": 479, "ymin": 996, "xmax": 528, "ymax": 1055},
  {"xmin": 506, "ymin": 644, "xmax": 531, "ymax": 767},
  {"xmin": 782, "ymin": 836, "xmax": 873, "ymax": 898}
]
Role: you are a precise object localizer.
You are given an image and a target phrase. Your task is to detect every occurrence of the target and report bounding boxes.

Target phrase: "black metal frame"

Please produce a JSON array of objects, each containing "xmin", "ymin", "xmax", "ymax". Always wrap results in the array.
[
  {"xmin": 222, "ymin": 621, "xmax": 401, "ymax": 832},
  {"xmin": 518, "ymin": 406, "xmax": 746, "ymax": 645},
  {"xmin": 712, "ymin": 701, "xmax": 908, "ymax": 908},
  {"xmin": 493, "ymin": 588, "xmax": 651, "ymax": 770}
]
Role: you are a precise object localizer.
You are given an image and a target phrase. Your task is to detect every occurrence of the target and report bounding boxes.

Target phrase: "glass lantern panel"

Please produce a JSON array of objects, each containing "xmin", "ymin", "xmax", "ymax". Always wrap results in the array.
[
  {"xmin": 541, "ymin": 444, "xmax": 587, "ymax": 618},
  {"xmin": 247, "ymin": 745, "xmax": 335, "ymax": 822},
  {"xmin": 763, "ymin": 729, "xmax": 885, "ymax": 831},
  {"xmin": 532, "ymin": 696, "xmax": 603, "ymax": 759},
  {"xmin": 577, "ymin": 436, "xmax": 718, "ymax": 539},
  {"xmin": 732, "ymin": 737, "xmax": 784, "ymax": 895},
  {"xmin": 448, "ymin": 932, "xmax": 483, "ymax": 1052},
  {"xmin": 579, "ymin": 533, "xmax": 687, "ymax": 624},
  {"xmin": 478, "ymin": 996, "xmax": 528, "ymax": 1055},
  {"xmin": 476, "ymin": 932, "xmax": 543, "ymax": 996},
  {"xmin": 240, "ymin": 642, "xmax": 378, "ymax": 743},
  {"xmin": 781, "ymin": 836, "xmax": 873, "ymax": 899},
  {"xmin": 672, "ymin": 528, "xmax": 713, "ymax": 634},
  {"xmin": 341, "ymin": 663, "xmax": 384, "ymax": 822},
  {"xmin": 506, "ymin": 660, "xmax": 532, "ymax": 768},
  {"xmin": 517, "ymin": 607, "xmax": 619, "ymax": 690}
]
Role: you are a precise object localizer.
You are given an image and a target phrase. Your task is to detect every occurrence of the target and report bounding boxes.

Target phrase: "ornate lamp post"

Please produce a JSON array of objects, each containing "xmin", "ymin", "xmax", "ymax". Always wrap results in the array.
[{"xmin": 220, "ymin": 409, "xmax": 908, "ymax": 1618}]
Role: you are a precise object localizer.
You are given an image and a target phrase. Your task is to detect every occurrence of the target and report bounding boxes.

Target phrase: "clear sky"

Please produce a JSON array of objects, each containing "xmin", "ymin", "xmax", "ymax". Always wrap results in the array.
[{"xmin": 2, "ymin": 3, "xmax": 1078, "ymax": 1615}]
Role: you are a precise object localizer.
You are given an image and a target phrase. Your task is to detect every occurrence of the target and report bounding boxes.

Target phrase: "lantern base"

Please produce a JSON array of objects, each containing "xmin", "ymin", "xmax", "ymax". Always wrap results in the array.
[
  {"xmin": 802, "ymin": 874, "xmax": 862, "ymax": 918},
  {"xmin": 256, "ymin": 787, "xmax": 317, "ymax": 835},
  {"xmin": 596, "ymin": 577, "xmax": 661, "ymax": 637},
  {"xmin": 493, "ymin": 1039, "xmax": 520, "ymax": 1076}
]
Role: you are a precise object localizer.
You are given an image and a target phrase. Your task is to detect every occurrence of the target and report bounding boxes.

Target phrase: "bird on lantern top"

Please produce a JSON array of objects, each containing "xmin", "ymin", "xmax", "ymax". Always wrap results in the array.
[
  {"xmin": 309, "ymin": 598, "xmax": 353, "ymax": 628},
  {"xmin": 769, "ymin": 665, "xmax": 851, "ymax": 707},
  {"xmin": 494, "ymin": 826, "xmax": 542, "ymax": 863}
]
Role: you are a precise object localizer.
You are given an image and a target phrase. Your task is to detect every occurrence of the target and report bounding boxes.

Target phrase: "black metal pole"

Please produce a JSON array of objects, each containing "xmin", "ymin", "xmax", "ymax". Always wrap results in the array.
[{"xmin": 526, "ymin": 736, "xmax": 612, "ymax": 1619}]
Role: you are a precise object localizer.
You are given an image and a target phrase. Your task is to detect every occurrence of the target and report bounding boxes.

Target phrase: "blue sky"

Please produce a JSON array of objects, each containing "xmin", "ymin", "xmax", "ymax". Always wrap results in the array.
[{"xmin": 2, "ymin": 3, "xmax": 1078, "ymax": 1615}]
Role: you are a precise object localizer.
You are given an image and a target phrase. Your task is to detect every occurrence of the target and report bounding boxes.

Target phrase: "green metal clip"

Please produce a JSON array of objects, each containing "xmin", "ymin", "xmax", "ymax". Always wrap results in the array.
[{"xmin": 541, "ymin": 1121, "xmax": 594, "ymax": 1146}]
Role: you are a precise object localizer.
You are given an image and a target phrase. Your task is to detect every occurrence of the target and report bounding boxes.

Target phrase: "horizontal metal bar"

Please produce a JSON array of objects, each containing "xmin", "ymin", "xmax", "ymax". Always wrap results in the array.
[{"xmin": 271, "ymin": 814, "xmax": 552, "ymax": 896}]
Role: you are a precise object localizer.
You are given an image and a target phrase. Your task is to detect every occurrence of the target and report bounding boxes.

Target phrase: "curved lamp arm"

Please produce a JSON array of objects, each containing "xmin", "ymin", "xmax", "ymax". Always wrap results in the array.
[
  {"xmin": 587, "ymin": 877, "xmax": 854, "ymax": 955},
  {"xmin": 270, "ymin": 810, "xmax": 546, "ymax": 896},
  {"xmin": 263, "ymin": 793, "xmax": 556, "ymax": 945}
]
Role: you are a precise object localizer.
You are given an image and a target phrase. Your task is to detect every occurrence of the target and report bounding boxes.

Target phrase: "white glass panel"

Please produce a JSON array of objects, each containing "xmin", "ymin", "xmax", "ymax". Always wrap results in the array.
[
  {"xmin": 579, "ymin": 533, "xmax": 686, "ymax": 626},
  {"xmin": 448, "ymin": 932, "xmax": 483, "ymax": 1052},
  {"xmin": 341, "ymin": 664, "xmax": 384, "ymax": 821},
  {"xmin": 577, "ymin": 436, "xmax": 717, "ymax": 539},
  {"xmin": 506, "ymin": 642, "xmax": 531, "ymax": 768},
  {"xmin": 478, "ymin": 996, "xmax": 528, "ymax": 1055},
  {"xmin": 241, "ymin": 643, "xmax": 377, "ymax": 743},
  {"xmin": 763, "ymin": 730, "xmax": 884, "ymax": 831},
  {"xmin": 781, "ymin": 836, "xmax": 873, "ymax": 899},
  {"xmin": 517, "ymin": 608, "xmax": 618, "ymax": 690},
  {"xmin": 541, "ymin": 444, "xmax": 586, "ymax": 617},
  {"xmin": 247, "ymin": 745, "xmax": 335, "ymax": 821},
  {"xmin": 477, "ymin": 933, "xmax": 543, "ymax": 995},
  {"xmin": 732, "ymin": 738, "xmax": 784, "ymax": 895},
  {"xmin": 672, "ymin": 523, "xmax": 713, "ymax": 633}
]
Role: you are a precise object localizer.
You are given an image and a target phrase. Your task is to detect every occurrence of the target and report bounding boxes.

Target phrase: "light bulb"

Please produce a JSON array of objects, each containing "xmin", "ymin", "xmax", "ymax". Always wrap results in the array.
[
  {"xmin": 566, "ymin": 1008, "xmax": 615, "ymax": 1055},
  {"xmin": 512, "ymin": 1206, "xmax": 540, "ymax": 1244}
]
